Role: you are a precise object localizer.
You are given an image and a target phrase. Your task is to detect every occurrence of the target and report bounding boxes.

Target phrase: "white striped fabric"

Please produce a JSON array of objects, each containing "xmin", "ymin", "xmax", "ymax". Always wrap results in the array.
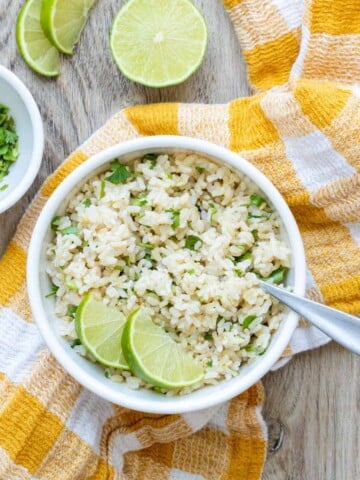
[
  {"xmin": 346, "ymin": 223, "xmax": 360, "ymax": 246},
  {"xmin": 66, "ymin": 389, "xmax": 115, "ymax": 456},
  {"xmin": 0, "ymin": 309, "xmax": 44, "ymax": 384},
  {"xmin": 282, "ymin": 131, "xmax": 355, "ymax": 191},
  {"xmin": 271, "ymin": 0, "xmax": 304, "ymax": 30}
]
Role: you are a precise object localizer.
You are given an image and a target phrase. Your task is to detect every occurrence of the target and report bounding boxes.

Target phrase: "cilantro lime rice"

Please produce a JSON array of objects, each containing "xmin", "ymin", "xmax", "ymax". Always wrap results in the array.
[{"xmin": 46, "ymin": 152, "xmax": 290, "ymax": 395}]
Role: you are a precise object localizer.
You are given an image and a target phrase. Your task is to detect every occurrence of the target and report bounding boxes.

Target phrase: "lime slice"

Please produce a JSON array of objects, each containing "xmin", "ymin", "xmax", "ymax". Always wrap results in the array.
[
  {"xmin": 16, "ymin": 0, "xmax": 60, "ymax": 77},
  {"xmin": 75, "ymin": 295, "xmax": 129, "ymax": 370},
  {"xmin": 110, "ymin": 0, "xmax": 208, "ymax": 88},
  {"xmin": 122, "ymin": 309, "xmax": 204, "ymax": 389},
  {"xmin": 41, "ymin": 0, "xmax": 96, "ymax": 55}
]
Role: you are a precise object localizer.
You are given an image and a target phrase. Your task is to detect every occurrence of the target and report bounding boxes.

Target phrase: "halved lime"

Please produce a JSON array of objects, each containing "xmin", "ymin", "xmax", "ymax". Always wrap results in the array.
[
  {"xmin": 121, "ymin": 309, "xmax": 204, "ymax": 389},
  {"xmin": 75, "ymin": 295, "xmax": 129, "ymax": 369},
  {"xmin": 41, "ymin": 0, "xmax": 96, "ymax": 55},
  {"xmin": 110, "ymin": 0, "xmax": 208, "ymax": 88},
  {"xmin": 16, "ymin": 0, "xmax": 60, "ymax": 77}
]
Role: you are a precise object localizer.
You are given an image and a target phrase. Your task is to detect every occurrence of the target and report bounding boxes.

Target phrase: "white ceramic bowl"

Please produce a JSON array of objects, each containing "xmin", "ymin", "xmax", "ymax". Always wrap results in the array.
[
  {"xmin": 0, "ymin": 66, "xmax": 44, "ymax": 214},
  {"xmin": 27, "ymin": 136, "xmax": 306, "ymax": 413}
]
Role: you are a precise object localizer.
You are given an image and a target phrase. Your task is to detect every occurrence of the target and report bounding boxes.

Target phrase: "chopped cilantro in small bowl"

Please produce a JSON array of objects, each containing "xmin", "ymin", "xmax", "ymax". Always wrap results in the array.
[
  {"xmin": 0, "ymin": 66, "xmax": 43, "ymax": 214},
  {"xmin": 0, "ymin": 104, "xmax": 20, "ymax": 188}
]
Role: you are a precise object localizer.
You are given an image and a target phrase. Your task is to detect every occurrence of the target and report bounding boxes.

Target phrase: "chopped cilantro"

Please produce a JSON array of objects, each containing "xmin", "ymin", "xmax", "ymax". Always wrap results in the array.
[
  {"xmin": 248, "ymin": 212, "xmax": 271, "ymax": 220},
  {"xmin": 187, "ymin": 269, "xmax": 195, "ymax": 274},
  {"xmin": 50, "ymin": 216, "xmax": 62, "ymax": 231},
  {"xmin": 195, "ymin": 166, "xmax": 205, "ymax": 173},
  {"xmin": 123, "ymin": 256, "xmax": 132, "ymax": 266},
  {"xmin": 68, "ymin": 306, "xmax": 78, "ymax": 318},
  {"xmin": 83, "ymin": 199, "xmax": 91, "ymax": 208},
  {"xmin": 133, "ymin": 193, "xmax": 147, "ymax": 206},
  {"xmin": 99, "ymin": 180, "xmax": 106, "ymax": 199},
  {"xmin": 143, "ymin": 253, "xmax": 153, "ymax": 263},
  {"xmin": 185, "ymin": 235, "xmax": 203, "ymax": 251},
  {"xmin": 0, "ymin": 184, "xmax": 8, "ymax": 191},
  {"xmin": 239, "ymin": 252, "xmax": 253, "ymax": 262},
  {"xmin": 209, "ymin": 202, "xmax": 218, "ymax": 224},
  {"xmin": 0, "ymin": 105, "xmax": 19, "ymax": 183},
  {"xmin": 250, "ymin": 194, "xmax": 266, "ymax": 207},
  {"xmin": 242, "ymin": 315, "xmax": 257, "ymax": 329},
  {"xmin": 245, "ymin": 344, "xmax": 266, "ymax": 355},
  {"xmin": 104, "ymin": 370, "xmax": 111, "ymax": 379},
  {"xmin": 206, "ymin": 360, "xmax": 213, "ymax": 367},
  {"xmin": 234, "ymin": 269, "xmax": 244, "ymax": 277},
  {"xmin": 45, "ymin": 283, "xmax": 59, "ymax": 298},
  {"xmin": 146, "ymin": 289, "xmax": 158, "ymax": 296},
  {"xmin": 166, "ymin": 209, "xmax": 180, "ymax": 229},
  {"xmin": 204, "ymin": 332, "xmax": 213, "ymax": 341},
  {"xmin": 106, "ymin": 160, "xmax": 131, "ymax": 184},
  {"xmin": 65, "ymin": 281, "xmax": 78, "ymax": 291},
  {"xmin": 60, "ymin": 225, "xmax": 79, "ymax": 235},
  {"xmin": 137, "ymin": 242, "xmax": 154, "ymax": 250},
  {"xmin": 71, "ymin": 339, "xmax": 82, "ymax": 348},
  {"xmin": 143, "ymin": 153, "xmax": 157, "ymax": 169},
  {"xmin": 237, "ymin": 245, "xmax": 247, "ymax": 255},
  {"xmin": 252, "ymin": 230, "xmax": 259, "ymax": 241},
  {"xmin": 265, "ymin": 266, "xmax": 288, "ymax": 285}
]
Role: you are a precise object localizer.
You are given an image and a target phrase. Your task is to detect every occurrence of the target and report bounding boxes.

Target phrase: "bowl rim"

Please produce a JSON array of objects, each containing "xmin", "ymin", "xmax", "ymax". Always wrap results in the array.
[
  {"xmin": 27, "ymin": 136, "xmax": 306, "ymax": 413},
  {"xmin": 0, "ymin": 66, "xmax": 44, "ymax": 214}
]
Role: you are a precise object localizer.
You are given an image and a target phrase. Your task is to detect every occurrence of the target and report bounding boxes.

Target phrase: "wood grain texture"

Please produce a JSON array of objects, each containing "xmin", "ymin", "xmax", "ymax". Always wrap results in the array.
[
  {"xmin": 263, "ymin": 343, "xmax": 360, "ymax": 480},
  {"xmin": 0, "ymin": 1, "xmax": 359, "ymax": 479}
]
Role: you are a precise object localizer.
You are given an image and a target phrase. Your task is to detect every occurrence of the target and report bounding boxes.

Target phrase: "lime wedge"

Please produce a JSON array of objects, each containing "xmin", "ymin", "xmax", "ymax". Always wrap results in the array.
[
  {"xmin": 75, "ymin": 295, "xmax": 129, "ymax": 369},
  {"xmin": 41, "ymin": 0, "xmax": 96, "ymax": 55},
  {"xmin": 110, "ymin": 0, "xmax": 208, "ymax": 88},
  {"xmin": 16, "ymin": 0, "xmax": 60, "ymax": 77},
  {"xmin": 121, "ymin": 309, "xmax": 204, "ymax": 389}
]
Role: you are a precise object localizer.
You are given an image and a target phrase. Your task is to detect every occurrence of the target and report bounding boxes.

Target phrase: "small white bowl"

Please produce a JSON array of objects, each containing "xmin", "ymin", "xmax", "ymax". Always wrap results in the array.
[
  {"xmin": 0, "ymin": 66, "xmax": 44, "ymax": 214},
  {"xmin": 27, "ymin": 136, "xmax": 306, "ymax": 414}
]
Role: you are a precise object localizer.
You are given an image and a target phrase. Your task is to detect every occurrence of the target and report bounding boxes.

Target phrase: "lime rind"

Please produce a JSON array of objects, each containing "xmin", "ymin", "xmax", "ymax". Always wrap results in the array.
[
  {"xmin": 41, "ymin": 0, "xmax": 96, "ymax": 55},
  {"xmin": 40, "ymin": 0, "xmax": 66, "ymax": 53},
  {"xmin": 121, "ymin": 310, "xmax": 204, "ymax": 389},
  {"xmin": 75, "ymin": 295, "xmax": 129, "ymax": 370},
  {"xmin": 110, "ymin": 0, "xmax": 208, "ymax": 88},
  {"xmin": 16, "ymin": 0, "xmax": 60, "ymax": 77}
]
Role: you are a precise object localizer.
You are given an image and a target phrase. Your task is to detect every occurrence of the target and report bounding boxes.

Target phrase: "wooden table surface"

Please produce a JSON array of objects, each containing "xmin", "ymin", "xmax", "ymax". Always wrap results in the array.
[{"xmin": 1, "ymin": 1, "xmax": 359, "ymax": 478}]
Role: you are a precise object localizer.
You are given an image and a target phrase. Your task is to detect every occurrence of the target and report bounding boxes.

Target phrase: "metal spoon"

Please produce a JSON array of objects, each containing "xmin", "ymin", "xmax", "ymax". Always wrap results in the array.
[{"xmin": 260, "ymin": 281, "xmax": 360, "ymax": 356}]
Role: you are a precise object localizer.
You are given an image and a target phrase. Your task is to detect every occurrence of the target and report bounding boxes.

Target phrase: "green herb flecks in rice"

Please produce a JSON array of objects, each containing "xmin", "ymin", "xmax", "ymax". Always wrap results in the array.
[{"xmin": 46, "ymin": 152, "xmax": 291, "ymax": 395}]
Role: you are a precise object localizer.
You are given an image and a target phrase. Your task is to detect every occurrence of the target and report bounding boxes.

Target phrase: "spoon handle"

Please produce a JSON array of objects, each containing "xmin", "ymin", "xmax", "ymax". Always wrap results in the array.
[{"xmin": 261, "ymin": 282, "xmax": 360, "ymax": 356}]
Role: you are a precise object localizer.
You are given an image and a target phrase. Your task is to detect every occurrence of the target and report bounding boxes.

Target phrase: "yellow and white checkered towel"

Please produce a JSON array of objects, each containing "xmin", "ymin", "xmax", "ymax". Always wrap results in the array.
[{"xmin": 1, "ymin": 0, "xmax": 360, "ymax": 478}]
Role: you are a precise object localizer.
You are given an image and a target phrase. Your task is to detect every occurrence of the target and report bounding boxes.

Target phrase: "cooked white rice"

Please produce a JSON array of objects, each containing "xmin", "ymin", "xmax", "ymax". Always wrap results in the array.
[{"xmin": 46, "ymin": 152, "xmax": 290, "ymax": 395}]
